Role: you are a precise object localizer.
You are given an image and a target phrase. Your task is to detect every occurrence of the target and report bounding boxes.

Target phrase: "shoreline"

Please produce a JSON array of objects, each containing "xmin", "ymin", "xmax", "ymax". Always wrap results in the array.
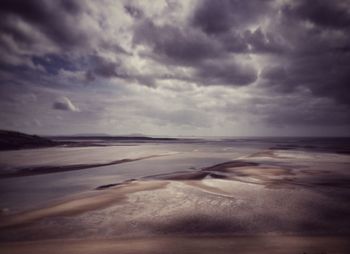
[{"xmin": 0, "ymin": 154, "xmax": 171, "ymax": 178}]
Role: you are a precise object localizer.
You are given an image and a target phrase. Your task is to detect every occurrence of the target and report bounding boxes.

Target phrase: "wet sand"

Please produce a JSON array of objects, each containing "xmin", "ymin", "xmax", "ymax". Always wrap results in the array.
[
  {"xmin": 0, "ymin": 180, "xmax": 168, "ymax": 228},
  {"xmin": 1, "ymin": 235, "xmax": 349, "ymax": 254},
  {"xmin": 0, "ymin": 142, "xmax": 350, "ymax": 252}
]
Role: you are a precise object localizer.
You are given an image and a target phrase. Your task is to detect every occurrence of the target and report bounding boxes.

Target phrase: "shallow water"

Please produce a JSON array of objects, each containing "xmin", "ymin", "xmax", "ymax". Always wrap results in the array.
[
  {"xmin": 0, "ymin": 141, "xmax": 256, "ymax": 211},
  {"xmin": 0, "ymin": 138, "xmax": 350, "ymax": 242}
]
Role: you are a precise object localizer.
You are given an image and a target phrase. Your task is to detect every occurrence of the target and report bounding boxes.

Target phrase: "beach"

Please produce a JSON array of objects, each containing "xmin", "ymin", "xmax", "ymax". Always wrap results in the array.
[{"xmin": 1, "ymin": 137, "xmax": 350, "ymax": 253}]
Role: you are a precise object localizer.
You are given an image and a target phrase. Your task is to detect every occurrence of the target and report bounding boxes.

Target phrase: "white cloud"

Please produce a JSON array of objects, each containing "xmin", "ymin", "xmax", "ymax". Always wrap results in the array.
[{"xmin": 52, "ymin": 96, "xmax": 79, "ymax": 112}]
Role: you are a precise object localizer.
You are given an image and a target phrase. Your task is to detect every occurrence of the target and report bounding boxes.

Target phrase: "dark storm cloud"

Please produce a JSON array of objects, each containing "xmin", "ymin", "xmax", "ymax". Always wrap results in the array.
[
  {"xmin": 133, "ymin": 18, "xmax": 258, "ymax": 86},
  {"xmin": 85, "ymin": 56, "xmax": 128, "ymax": 81},
  {"xmin": 189, "ymin": 0, "xmax": 285, "ymax": 55},
  {"xmin": 261, "ymin": 53, "xmax": 350, "ymax": 104},
  {"xmin": 98, "ymin": 40, "xmax": 131, "ymax": 56},
  {"xmin": 0, "ymin": 0, "xmax": 150, "ymax": 86},
  {"xmin": 0, "ymin": 17, "xmax": 36, "ymax": 47},
  {"xmin": 196, "ymin": 60, "xmax": 257, "ymax": 86},
  {"xmin": 244, "ymin": 28, "xmax": 287, "ymax": 54},
  {"xmin": 133, "ymin": 19, "xmax": 221, "ymax": 65},
  {"xmin": 84, "ymin": 55, "xmax": 154, "ymax": 86},
  {"xmin": 258, "ymin": 0, "xmax": 350, "ymax": 105},
  {"xmin": 124, "ymin": 4, "xmax": 144, "ymax": 19},
  {"xmin": 219, "ymin": 32, "xmax": 248, "ymax": 53},
  {"xmin": 187, "ymin": 0, "xmax": 350, "ymax": 104},
  {"xmin": 191, "ymin": 0, "xmax": 272, "ymax": 34},
  {"xmin": 284, "ymin": 0, "xmax": 350, "ymax": 29},
  {"xmin": 0, "ymin": 0, "xmax": 93, "ymax": 86},
  {"xmin": 1, "ymin": 0, "xmax": 350, "ymax": 135},
  {"xmin": 129, "ymin": 0, "xmax": 349, "ymax": 96},
  {"xmin": 0, "ymin": 0, "xmax": 86, "ymax": 49}
]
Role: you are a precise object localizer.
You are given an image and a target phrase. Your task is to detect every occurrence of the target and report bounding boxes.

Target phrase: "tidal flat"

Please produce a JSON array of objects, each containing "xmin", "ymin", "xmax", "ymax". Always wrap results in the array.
[{"xmin": 1, "ymin": 137, "xmax": 350, "ymax": 253}]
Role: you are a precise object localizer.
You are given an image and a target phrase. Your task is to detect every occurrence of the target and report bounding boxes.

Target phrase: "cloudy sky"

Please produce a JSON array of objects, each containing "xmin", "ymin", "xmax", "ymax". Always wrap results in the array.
[{"xmin": 0, "ymin": 0, "xmax": 349, "ymax": 136}]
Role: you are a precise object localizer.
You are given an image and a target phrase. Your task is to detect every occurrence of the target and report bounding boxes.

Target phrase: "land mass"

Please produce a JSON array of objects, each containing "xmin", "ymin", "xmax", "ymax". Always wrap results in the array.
[
  {"xmin": 0, "ymin": 130, "xmax": 179, "ymax": 151},
  {"xmin": 0, "ymin": 130, "xmax": 56, "ymax": 151}
]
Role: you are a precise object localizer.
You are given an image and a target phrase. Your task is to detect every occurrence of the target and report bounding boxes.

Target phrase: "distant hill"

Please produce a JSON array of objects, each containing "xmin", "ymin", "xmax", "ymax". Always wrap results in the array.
[
  {"xmin": 52, "ymin": 135, "xmax": 178, "ymax": 141},
  {"xmin": 126, "ymin": 133, "xmax": 147, "ymax": 137},
  {"xmin": 71, "ymin": 133, "xmax": 110, "ymax": 137},
  {"xmin": 0, "ymin": 130, "xmax": 56, "ymax": 150},
  {"xmin": 70, "ymin": 133, "xmax": 146, "ymax": 138},
  {"xmin": 0, "ymin": 130, "xmax": 181, "ymax": 151}
]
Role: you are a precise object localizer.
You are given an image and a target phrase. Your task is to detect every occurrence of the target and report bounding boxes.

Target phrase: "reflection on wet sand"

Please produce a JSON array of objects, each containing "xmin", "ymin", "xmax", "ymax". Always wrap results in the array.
[
  {"xmin": 0, "ymin": 181, "xmax": 168, "ymax": 228},
  {"xmin": 1, "ymin": 143, "xmax": 350, "ymax": 253}
]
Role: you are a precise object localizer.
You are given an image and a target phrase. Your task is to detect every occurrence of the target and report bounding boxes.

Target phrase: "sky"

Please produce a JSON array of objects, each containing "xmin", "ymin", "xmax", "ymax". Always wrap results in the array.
[{"xmin": 0, "ymin": 0, "xmax": 349, "ymax": 136}]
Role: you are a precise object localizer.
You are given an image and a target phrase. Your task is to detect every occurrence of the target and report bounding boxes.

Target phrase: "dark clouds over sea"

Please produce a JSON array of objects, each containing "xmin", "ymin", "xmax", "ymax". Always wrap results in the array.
[{"xmin": 0, "ymin": 0, "xmax": 349, "ymax": 136}]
